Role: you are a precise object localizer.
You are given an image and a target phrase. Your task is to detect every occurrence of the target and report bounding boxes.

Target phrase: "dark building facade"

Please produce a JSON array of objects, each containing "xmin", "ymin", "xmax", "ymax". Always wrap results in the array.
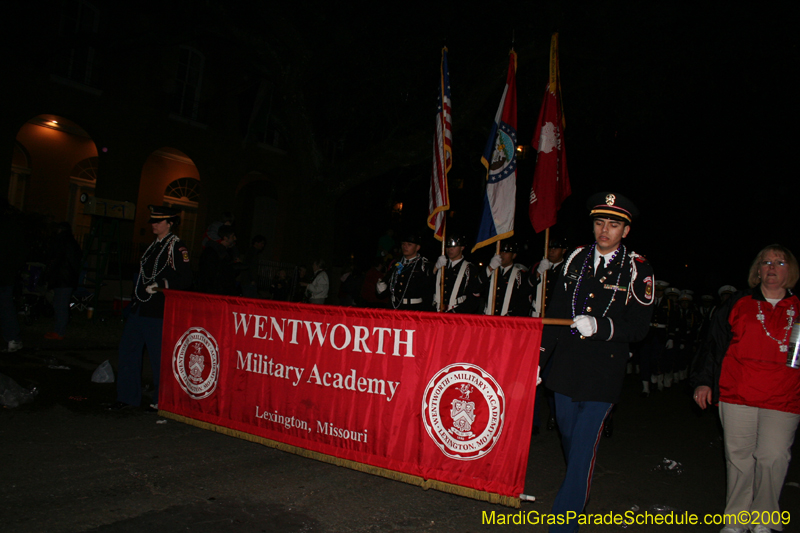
[{"xmin": 5, "ymin": 0, "xmax": 336, "ymax": 270}]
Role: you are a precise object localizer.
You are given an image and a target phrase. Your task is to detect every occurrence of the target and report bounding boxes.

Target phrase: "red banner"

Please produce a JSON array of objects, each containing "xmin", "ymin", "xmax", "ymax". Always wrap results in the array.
[{"xmin": 159, "ymin": 291, "xmax": 542, "ymax": 504}]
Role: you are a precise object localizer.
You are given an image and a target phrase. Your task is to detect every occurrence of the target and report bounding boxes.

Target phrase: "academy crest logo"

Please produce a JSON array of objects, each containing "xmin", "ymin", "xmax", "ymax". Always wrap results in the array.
[
  {"xmin": 173, "ymin": 327, "xmax": 220, "ymax": 400},
  {"xmin": 422, "ymin": 363, "xmax": 506, "ymax": 461}
]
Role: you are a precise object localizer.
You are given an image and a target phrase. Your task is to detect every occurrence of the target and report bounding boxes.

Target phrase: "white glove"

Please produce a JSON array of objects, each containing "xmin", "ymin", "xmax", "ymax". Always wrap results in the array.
[
  {"xmin": 145, "ymin": 283, "xmax": 159, "ymax": 295},
  {"xmin": 489, "ymin": 255, "xmax": 502, "ymax": 270},
  {"xmin": 536, "ymin": 258, "xmax": 552, "ymax": 275},
  {"xmin": 376, "ymin": 281, "xmax": 387, "ymax": 293},
  {"xmin": 571, "ymin": 315, "xmax": 597, "ymax": 337},
  {"xmin": 536, "ymin": 365, "xmax": 542, "ymax": 386},
  {"xmin": 665, "ymin": 339, "xmax": 674, "ymax": 350},
  {"xmin": 434, "ymin": 255, "xmax": 448, "ymax": 270}
]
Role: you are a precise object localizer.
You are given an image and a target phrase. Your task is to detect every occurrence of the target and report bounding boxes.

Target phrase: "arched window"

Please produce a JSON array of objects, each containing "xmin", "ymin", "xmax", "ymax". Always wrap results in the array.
[
  {"xmin": 71, "ymin": 156, "xmax": 98, "ymax": 181},
  {"xmin": 164, "ymin": 177, "xmax": 200, "ymax": 257},
  {"xmin": 164, "ymin": 177, "xmax": 200, "ymax": 203}
]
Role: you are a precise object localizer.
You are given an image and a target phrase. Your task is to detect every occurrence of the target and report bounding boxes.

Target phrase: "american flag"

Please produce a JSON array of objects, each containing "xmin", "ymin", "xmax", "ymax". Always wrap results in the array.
[{"xmin": 428, "ymin": 47, "xmax": 452, "ymax": 241}]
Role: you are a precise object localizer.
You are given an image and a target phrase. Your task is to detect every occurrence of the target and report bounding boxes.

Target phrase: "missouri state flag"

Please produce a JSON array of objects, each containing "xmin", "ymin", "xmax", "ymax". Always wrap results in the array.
[{"xmin": 473, "ymin": 50, "xmax": 518, "ymax": 252}]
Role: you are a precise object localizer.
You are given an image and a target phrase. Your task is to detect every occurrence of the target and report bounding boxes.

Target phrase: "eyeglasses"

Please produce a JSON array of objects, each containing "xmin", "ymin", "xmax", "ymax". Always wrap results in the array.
[{"xmin": 760, "ymin": 260, "xmax": 787, "ymax": 268}]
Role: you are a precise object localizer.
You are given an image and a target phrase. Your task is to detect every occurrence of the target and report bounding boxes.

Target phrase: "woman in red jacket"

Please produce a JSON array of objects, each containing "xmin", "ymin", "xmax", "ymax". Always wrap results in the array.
[{"xmin": 692, "ymin": 244, "xmax": 799, "ymax": 533}]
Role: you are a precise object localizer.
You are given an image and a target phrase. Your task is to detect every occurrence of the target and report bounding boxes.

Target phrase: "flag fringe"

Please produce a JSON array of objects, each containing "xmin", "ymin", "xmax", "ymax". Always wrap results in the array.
[{"xmin": 159, "ymin": 410, "xmax": 521, "ymax": 508}]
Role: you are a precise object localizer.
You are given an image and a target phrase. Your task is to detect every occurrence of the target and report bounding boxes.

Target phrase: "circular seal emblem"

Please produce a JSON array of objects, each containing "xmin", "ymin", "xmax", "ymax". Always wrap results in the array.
[
  {"xmin": 172, "ymin": 327, "xmax": 220, "ymax": 400},
  {"xmin": 487, "ymin": 122, "xmax": 518, "ymax": 183},
  {"xmin": 422, "ymin": 363, "xmax": 506, "ymax": 461}
]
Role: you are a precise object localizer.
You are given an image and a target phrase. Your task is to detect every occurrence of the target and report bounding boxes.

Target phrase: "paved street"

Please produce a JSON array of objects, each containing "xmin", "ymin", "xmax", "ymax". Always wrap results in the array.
[{"xmin": 2, "ymin": 308, "xmax": 799, "ymax": 532}]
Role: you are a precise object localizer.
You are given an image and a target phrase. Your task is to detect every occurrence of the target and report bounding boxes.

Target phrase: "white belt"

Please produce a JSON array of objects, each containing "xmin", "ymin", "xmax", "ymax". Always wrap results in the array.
[
  {"xmin": 402, "ymin": 298, "xmax": 423, "ymax": 305},
  {"xmin": 447, "ymin": 295, "xmax": 467, "ymax": 310}
]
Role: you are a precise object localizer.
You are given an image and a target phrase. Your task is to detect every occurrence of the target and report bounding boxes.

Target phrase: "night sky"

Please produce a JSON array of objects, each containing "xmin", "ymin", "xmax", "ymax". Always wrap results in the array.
[
  {"xmin": 13, "ymin": 2, "xmax": 797, "ymax": 297},
  {"xmin": 312, "ymin": 2, "xmax": 799, "ymax": 298}
]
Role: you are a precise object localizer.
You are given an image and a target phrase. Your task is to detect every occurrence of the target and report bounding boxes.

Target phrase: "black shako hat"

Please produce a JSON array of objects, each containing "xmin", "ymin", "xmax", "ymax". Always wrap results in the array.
[
  {"xmin": 498, "ymin": 239, "xmax": 519, "ymax": 254},
  {"xmin": 586, "ymin": 192, "xmax": 639, "ymax": 224},
  {"xmin": 444, "ymin": 234, "xmax": 467, "ymax": 248},
  {"xmin": 399, "ymin": 231, "xmax": 423, "ymax": 245},
  {"xmin": 148, "ymin": 204, "xmax": 181, "ymax": 224}
]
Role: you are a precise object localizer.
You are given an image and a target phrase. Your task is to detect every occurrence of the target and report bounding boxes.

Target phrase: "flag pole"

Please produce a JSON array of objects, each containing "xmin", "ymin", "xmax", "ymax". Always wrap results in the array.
[
  {"xmin": 539, "ymin": 228, "xmax": 550, "ymax": 318},
  {"xmin": 488, "ymin": 240, "xmax": 500, "ymax": 315},
  {"xmin": 439, "ymin": 220, "xmax": 447, "ymax": 312}
]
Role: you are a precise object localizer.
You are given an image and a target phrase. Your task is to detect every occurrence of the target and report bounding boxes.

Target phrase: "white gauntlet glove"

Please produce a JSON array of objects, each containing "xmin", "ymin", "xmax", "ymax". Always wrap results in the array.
[
  {"xmin": 145, "ymin": 283, "xmax": 159, "ymax": 295},
  {"xmin": 434, "ymin": 255, "xmax": 448, "ymax": 270},
  {"xmin": 376, "ymin": 281, "xmax": 388, "ymax": 293},
  {"xmin": 571, "ymin": 315, "xmax": 597, "ymax": 337},
  {"xmin": 536, "ymin": 258, "xmax": 552, "ymax": 275},
  {"xmin": 489, "ymin": 254, "xmax": 502, "ymax": 270}
]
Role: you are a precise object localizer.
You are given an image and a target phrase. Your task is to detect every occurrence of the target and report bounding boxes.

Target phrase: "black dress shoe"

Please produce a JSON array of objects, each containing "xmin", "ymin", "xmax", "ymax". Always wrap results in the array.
[
  {"xmin": 603, "ymin": 418, "xmax": 614, "ymax": 438},
  {"xmin": 106, "ymin": 401, "xmax": 136, "ymax": 411},
  {"xmin": 546, "ymin": 416, "xmax": 556, "ymax": 431}
]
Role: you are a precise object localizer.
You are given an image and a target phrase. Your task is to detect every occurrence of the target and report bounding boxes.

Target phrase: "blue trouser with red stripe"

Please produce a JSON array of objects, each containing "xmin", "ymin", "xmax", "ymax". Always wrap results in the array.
[
  {"xmin": 116, "ymin": 311, "xmax": 163, "ymax": 407},
  {"xmin": 549, "ymin": 393, "xmax": 613, "ymax": 533}
]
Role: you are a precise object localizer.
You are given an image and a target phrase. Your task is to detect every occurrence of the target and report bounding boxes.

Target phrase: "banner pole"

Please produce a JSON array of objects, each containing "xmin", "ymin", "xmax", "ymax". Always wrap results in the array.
[{"xmin": 541, "ymin": 318, "xmax": 572, "ymax": 326}]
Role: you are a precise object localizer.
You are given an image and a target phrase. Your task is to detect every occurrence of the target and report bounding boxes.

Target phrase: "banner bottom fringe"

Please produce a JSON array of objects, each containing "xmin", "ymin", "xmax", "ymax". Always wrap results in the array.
[{"xmin": 159, "ymin": 410, "xmax": 521, "ymax": 508}]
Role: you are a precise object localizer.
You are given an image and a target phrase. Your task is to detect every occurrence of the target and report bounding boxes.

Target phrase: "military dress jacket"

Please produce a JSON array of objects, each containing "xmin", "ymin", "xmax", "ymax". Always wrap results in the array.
[
  {"xmin": 433, "ymin": 259, "xmax": 481, "ymax": 313},
  {"xmin": 532, "ymin": 260, "xmax": 563, "ymax": 312},
  {"xmin": 479, "ymin": 264, "xmax": 533, "ymax": 316},
  {"xmin": 644, "ymin": 297, "xmax": 678, "ymax": 344},
  {"xmin": 130, "ymin": 234, "xmax": 193, "ymax": 319},
  {"xmin": 542, "ymin": 244, "xmax": 655, "ymax": 403},
  {"xmin": 378, "ymin": 256, "xmax": 433, "ymax": 311}
]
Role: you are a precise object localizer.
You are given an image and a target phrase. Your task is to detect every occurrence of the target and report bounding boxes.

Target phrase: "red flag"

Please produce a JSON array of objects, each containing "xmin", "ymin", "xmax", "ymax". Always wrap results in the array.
[
  {"xmin": 529, "ymin": 34, "xmax": 571, "ymax": 233},
  {"xmin": 428, "ymin": 48, "xmax": 452, "ymax": 241}
]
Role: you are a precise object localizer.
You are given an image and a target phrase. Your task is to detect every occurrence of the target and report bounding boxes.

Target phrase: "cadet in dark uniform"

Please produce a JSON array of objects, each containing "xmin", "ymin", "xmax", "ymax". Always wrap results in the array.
[
  {"xmin": 636, "ymin": 280, "xmax": 676, "ymax": 396},
  {"xmin": 109, "ymin": 206, "xmax": 193, "ymax": 410},
  {"xmin": 376, "ymin": 232, "xmax": 433, "ymax": 311},
  {"xmin": 531, "ymin": 239, "xmax": 568, "ymax": 431},
  {"xmin": 674, "ymin": 290, "xmax": 698, "ymax": 385},
  {"xmin": 655, "ymin": 286, "xmax": 681, "ymax": 390},
  {"xmin": 532, "ymin": 236, "xmax": 569, "ymax": 316},
  {"xmin": 432, "ymin": 234, "xmax": 481, "ymax": 313},
  {"xmin": 481, "ymin": 239, "xmax": 533, "ymax": 316},
  {"xmin": 540, "ymin": 192, "xmax": 654, "ymax": 533}
]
